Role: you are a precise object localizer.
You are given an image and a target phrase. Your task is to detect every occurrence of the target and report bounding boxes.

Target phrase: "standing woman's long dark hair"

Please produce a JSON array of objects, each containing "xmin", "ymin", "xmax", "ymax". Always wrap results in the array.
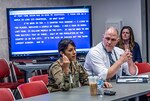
[{"xmin": 118, "ymin": 26, "xmax": 135, "ymax": 51}]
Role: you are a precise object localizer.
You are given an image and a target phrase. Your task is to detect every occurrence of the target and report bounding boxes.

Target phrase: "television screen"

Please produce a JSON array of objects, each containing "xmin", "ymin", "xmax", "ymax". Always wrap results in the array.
[{"xmin": 6, "ymin": 6, "xmax": 92, "ymax": 61}]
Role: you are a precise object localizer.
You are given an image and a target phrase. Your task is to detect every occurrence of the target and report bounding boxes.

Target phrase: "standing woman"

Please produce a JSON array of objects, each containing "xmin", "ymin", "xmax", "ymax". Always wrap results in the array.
[
  {"xmin": 48, "ymin": 38, "xmax": 112, "ymax": 92},
  {"xmin": 117, "ymin": 26, "xmax": 142, "ymax": 63}
]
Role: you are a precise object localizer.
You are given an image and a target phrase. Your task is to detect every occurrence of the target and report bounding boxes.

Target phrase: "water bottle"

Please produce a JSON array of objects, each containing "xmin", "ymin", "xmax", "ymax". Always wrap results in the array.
[{"xmin": 97, "ymin": 77, "xmax": 104, "ymax": 97}]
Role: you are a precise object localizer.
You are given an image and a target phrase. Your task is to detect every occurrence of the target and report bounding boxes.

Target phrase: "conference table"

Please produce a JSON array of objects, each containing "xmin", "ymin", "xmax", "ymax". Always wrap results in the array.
[
  {"xmin": 13, "ymin": 62, "xmax": 51, "ymax": 82},
  {"xmin": 13, "ymin": 61, "xmax": 84, "ymax": 82},
  {"xmin": 16, "ymin": 81, "xmax": 150, "ymax": 101}
]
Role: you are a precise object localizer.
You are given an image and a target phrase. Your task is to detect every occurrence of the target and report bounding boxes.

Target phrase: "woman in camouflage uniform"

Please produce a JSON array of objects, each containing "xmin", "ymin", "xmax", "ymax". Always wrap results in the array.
[{"xmin": 47, "ymin": 38, "xmax": 112, "ymax": 92}]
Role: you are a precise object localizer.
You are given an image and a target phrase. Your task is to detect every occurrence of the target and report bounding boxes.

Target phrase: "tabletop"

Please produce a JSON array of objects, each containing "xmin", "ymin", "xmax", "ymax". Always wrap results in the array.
[{"xmin": 16, "ymin": 81, "xmax": 150, "ymax": 101}]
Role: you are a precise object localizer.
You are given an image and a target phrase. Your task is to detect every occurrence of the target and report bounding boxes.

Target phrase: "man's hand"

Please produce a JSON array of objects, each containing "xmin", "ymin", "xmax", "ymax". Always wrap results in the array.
[
  {"xmin": 103, "ymin": 82, "xmax": 112, "ymax": 88},
  {"xmin": 119, "ymin": 49, "xmax": 132, "ymax": 63}
]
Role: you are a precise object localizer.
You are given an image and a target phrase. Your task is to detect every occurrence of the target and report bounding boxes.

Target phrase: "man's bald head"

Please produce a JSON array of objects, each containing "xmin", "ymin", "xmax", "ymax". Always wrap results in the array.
[
  {"xmin": 105, "ymin": 27, "xmax": 119, "ymax": 36},
  {"xmin": 103, "ymin": 26, "xmax": 119, "ymax": 52}
]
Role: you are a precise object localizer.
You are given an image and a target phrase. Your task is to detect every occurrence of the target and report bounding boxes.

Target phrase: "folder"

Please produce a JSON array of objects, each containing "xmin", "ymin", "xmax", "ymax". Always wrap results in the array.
[{"xmin": 116, "ymin": 75, "xmax": 149, "ymax": 83}]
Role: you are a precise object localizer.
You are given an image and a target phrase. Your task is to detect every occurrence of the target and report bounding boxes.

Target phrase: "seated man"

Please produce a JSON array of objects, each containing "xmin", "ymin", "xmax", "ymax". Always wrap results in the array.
[
  {"xmin": 84, "ymin": 27, "xmax": 138, "ymax": 80},
  {"xmin": 47, "ymin": 38, "xmax": 112, "ymax": 92}
]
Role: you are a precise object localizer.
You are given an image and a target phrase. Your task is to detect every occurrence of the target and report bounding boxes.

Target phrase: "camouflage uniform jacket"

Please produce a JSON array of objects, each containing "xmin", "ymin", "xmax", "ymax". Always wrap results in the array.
[{"xmin": 47, "ymin": 58, "xmax": 88, "ymax": 92}]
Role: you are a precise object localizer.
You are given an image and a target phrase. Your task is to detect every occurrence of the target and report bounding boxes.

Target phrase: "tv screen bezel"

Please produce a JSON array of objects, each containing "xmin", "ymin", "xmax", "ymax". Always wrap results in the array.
[{"xmin": 6, "ymin": 6, "xmax": 92, "ymax": 61}]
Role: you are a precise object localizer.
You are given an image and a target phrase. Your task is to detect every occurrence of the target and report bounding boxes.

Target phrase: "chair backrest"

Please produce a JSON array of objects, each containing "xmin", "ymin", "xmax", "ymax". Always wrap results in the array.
[
  {"xmin": 28, "ymin": 74, "xmax": 49, "ymax": 85},
  {"xmin": 0, "ymin": 59, "xmax": 21, "ymax": 90},
  {"xmin": 11, "ymin": 62, "xmax": 24, "ymax": 76},
  {"xmin": 10, "ymin": 62, "xmax": 25, "ymax": 83},
  {"xmin": 135, "ymin": 62, "xmax": 150, "ymax": 74},
  {"xmin": 0, "ymin": 58, "xmax": 13, "ymax": 82},
  {"xmin": 17, "ymin": 81, "xmax": 49, "ymax": 98},
  {"xmin": 0, "ymin": 88, "xmax": 15, "ymax": 101}
]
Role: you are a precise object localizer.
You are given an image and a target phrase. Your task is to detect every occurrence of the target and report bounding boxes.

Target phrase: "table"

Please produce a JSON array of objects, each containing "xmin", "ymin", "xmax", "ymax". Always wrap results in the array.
[
  {"xmin": 16, "ymin": 81, "xmax": 150, "ymax": 101},
  {"xmin": 14, "ymin": 62, "xmax": 51, "ymax": 82}
]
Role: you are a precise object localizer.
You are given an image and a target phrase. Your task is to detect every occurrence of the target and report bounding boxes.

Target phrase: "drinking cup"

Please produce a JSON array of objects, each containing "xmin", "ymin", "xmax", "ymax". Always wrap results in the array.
[{"xmin": 88, "ymin": 76, "xmax": 98, "ymax": 96}]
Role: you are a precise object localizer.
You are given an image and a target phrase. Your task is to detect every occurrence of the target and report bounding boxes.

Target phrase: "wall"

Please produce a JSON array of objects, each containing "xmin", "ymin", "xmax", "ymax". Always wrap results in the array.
[
  {"xmin": 73, "ymin": 0, "xmax": 147, "ymax": 61},
  {"xmin": 146, "ymin": 0, "xmax": 150, "ymax": 62},
  {"xmin": 0, "ymin": 0, "xmax": 147, "ymax": 62},
  {"xmin": 0, "ymin": 0, "xmax": 72, "ymax": 61}
]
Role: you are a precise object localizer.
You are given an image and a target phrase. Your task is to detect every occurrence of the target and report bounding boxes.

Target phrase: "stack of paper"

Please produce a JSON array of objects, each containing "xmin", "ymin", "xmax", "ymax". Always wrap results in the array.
[{"xmin": 116, "ymin": 75, "xmax": 149, "ymax": 83}]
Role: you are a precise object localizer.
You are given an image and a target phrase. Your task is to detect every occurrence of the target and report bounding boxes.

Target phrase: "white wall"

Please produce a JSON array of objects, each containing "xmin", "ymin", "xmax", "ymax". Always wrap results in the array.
[
  {"xmin": 0, "ymin": 0, "xmax": 147, "ymax": 61},
  {"xmin": 73, "ymin": 0, "xmax": 146, "ymax": 61},
  {"xmin": 145, "ymin": 0, "xmax": 150, "ymax": 62},
  {"xmin": 0, "ymin": 0, "xmax": 73, "ymax": 61}
]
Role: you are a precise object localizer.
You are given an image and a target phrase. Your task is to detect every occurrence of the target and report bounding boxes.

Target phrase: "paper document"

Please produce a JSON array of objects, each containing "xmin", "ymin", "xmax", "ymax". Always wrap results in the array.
[
  {"xmin": 116, "ymin": 75, "xmax": 149, "ymax": 83},
  {"xmin": 120, "ymin": 74, "xmax": 149, "ymax": 79}
]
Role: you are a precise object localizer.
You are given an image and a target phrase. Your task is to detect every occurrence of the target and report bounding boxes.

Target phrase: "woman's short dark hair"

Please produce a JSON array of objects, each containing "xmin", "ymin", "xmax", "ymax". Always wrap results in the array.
[{"xmin": 58, "ymin": 38, "xmax": 76, "ymax": 53}]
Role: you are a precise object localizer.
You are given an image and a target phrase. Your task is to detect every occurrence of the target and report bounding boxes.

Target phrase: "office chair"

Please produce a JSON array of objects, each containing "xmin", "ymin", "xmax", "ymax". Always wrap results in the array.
[
  {"xmin": 0, "ymin": 88, "xmax": 15, "ymax": 101},
  {"xmin": 17, "ymin": 81, "xmax": 49, "ymax": 98},
  {"xmin": 28, "ymin": 74, "xmax": 49, "ymax": 85},
  {"xmin": 0, "ymin": 58, "xmax": 21, "ymax": 89},
  {"xmin": 135, "ymin": 62, "xmax": 150, "ymax": 74},
  {"xmin": 135, "ymin": 62, "xmax": 150, "ymax": 98},
  {"xmin": 10, "ymin": 62, "xmax": 25, "ymax": 83}
]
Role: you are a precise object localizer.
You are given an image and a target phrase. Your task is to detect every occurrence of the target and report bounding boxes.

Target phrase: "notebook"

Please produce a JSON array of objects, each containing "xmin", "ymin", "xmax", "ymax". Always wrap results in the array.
[{"xmin": 116, "ymin": 75, "xmax": 149, "ymax": 83}]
